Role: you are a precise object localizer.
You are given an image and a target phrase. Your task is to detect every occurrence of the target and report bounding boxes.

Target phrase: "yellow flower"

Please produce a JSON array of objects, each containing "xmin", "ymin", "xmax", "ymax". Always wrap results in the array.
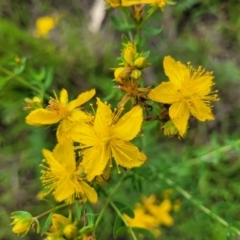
[
  {"xmin": 69, "ymin": 98, "xmax": 147, "ymax": 181},
  {"xmin": 142, "ymin": 196, "xmax": 174, "ymax": 226},
  {"xmin": 41, "ymin": 139, "xmax": 98, "ymax": 203},
  {"xmin": 26, "ymin": 89, "xmax": 95, "ymax": 141},
  {"xmin": 11, "ymin": 211, "xmax": 33, "ymax": 236},
  {"xmin": 148, "ymin": 56, "xmax": 219, "ymax": 136},
  {"xmin": 34, "ymin": 15, "xmax": 59, "ymax": 37},
  {"xmin": 124, "ymin": 206, "xmax": 159, "ymax": 235}
]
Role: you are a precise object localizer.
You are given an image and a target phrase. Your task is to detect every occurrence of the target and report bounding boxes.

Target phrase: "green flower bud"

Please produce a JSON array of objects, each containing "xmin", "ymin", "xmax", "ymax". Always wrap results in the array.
[{"xmin": 11, "ymin": 211, "xmax": 33, "ymax": 236}]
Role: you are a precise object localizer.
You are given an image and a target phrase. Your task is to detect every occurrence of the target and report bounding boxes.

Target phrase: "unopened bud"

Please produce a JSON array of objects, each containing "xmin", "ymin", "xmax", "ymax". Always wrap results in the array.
[
  {"xmin": 162, "ymin": 120, "xmax": 178, "ymax": 137},
  {"xmin": 131, "ymin": 69, "xmax": 142, "ymax": 80},
  {"xmin": 11, "ymin": 211, "xmax": 33, "ymax": 236},
  {"xmin": 114, "ymin": 67, "xmax": 130, "ymax": 82},
  {"xmin": 134, "ymin": 57, "xmax": 146, "ymax": 69},
  {"xmin": 63, "ymin": 224, "xmax": 78, "ymax": 239}
]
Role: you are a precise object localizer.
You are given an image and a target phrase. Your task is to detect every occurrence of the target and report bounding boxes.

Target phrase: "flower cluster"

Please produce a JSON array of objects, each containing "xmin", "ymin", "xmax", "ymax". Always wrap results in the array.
[
  {"xmin": 25, "ymin": 89, "xmax": 146, "ymax": 203},
  {"xmin": 10, "ymin": 2, "xmax": 219, "ymax": 238}
]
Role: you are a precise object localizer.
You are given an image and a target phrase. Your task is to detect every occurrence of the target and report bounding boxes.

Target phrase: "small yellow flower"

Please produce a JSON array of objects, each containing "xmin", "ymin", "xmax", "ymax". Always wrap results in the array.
[
  {"xmin": 34, "ymin": 15, "xmax": 59, "ymax": 37},
  {"xmin": 148, "ymin": 56, "xmax": 219, "ymax": 136},
  {"xmin": 41, "ymin": 139, "xmax": 98, "ymax": 203},
  {"xmin": 69, "ymin": 98, "xmax": 147, "ymax": 181},
  {"xmin": 26, "ymin": 89, "xmax": 95, "ymax": 141},
  {"xmin": 11, "ymin": 211, "xmax": 33, "ymax": 236},
  {"xmin": 124, "ymin": 206, "xmax": 159, "ymax": 234},
  {"xmin": 142, "ymin": 196, "xmax": 174, "ymax": 226}
]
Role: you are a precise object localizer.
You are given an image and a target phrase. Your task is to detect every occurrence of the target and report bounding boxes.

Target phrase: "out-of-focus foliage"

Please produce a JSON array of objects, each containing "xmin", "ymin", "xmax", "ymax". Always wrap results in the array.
[{"xmin": 1, "ymin": 0, "xmax": 240, "ymax": 239}]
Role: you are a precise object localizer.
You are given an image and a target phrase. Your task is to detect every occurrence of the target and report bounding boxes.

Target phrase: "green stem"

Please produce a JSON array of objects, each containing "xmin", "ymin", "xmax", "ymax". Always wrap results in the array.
[
  {"xmin": 94, "ymin": 173, "xmax": 126, "ymax": 231},
  {"xmin": 109, "ymin": 200, "xmax": 138, "ymax": 240},
  {"xmin": 187, "ymin": 140, "xmax": 240, "ymax": 165},
  {"xmin": 120, "ymin": 8, "xmax": 133, "ymax": 41},
  {"xmin": 158, "ymin": 173, "xmax": 240, "ymax": 235},
  {"xmin": 0, "ymin": 66, "xmax": 42, "ymax": 94},
  {"xmin": 138, "ymin": 6, "xmax": 157, "ymax": 29},
  {"xmin": 34, "ymin": 202, "xmax": 71, "ymax": 219}
]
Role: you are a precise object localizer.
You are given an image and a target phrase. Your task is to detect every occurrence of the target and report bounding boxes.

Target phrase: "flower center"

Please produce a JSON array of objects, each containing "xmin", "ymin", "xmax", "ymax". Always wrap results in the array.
[{"xmin": 46, "ymin": 99, "xmax": 71, "ymax": 118}]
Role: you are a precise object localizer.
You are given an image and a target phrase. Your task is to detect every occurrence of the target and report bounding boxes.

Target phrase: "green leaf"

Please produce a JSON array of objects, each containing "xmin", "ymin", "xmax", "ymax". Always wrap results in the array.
[
  {"xmin": 85, "ymin": 203, "xmax": 95, "ymax": 225},
  {"xmin": 44, "ymin": 67, "xmax": 54, "ymax": 90},
  {"xmin": 122, "ymin": 35, "xmax": 129, "ymax": 44},
  {"xmin": 113, "ymin": 216, "xmax": 124, "ymax": 238},
  {"xmin": 144, "ymin": 26, "xmax": 163, "ymax": 35},
  {"xmin": 116, "ymin": 226, "xmax": 129, "ymax": 236},
  {"xmin": 75, "ymin": 201, "xmax": 82, "ymax": 221},
  {"xmin": 79, "ymin": 224, "xmax": 94, "ymax": 234},
  {"xmin": 41, "ymin": 212, "xmax": 53, "ymax": 235},
  {"xmin": 132, "ymin": 227, "xmax": 156, "ymax": 238},
  {"xmin": 0, "ymin": 77, "xmax": 9, "ymax": 91},
  {"xmin": 29, "ymin": 67, "xmax": 46, "ymax": 82},
  {"xmin": 113, "ymin": 201, "xmax": 135, "ymax": 218}
]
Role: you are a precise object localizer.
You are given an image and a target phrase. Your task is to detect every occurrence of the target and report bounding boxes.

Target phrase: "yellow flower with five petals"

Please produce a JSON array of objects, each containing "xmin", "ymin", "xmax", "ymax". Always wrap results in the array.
[
  {"xmin": 26, "ymin": 89, "xmax": 95, "ymax": 141},
  {"xmin": 148, "ymin": 56, "xmax": 219, "ymax": 136},
  {"xmin": 69, "ymin": 98, "xmax": 147, "ymax": 181},
  {"xmin": 41, "ymin": 139, "xmax": 98, "ymax": 203}
]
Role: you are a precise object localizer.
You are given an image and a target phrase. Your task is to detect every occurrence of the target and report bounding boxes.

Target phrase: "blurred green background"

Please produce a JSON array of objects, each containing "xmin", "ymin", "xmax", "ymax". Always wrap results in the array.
[{"xmin": 1, "ymin": 0, "xmax": 240, "ymax": 239}]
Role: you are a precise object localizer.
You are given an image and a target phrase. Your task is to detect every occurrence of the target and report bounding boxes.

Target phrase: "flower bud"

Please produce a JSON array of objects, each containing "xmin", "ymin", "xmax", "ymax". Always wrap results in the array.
[
  {"xmin": 134, "ymin": 57, "xmax": 146, "ymax": 69},
  {"xmin": 122, "ymin": 42, "xmax": 137, "ymax": 65},
  {"xmin": 131, "ymin": 69, "xmax": 142, "ymax": 80},
  {"xmin": 114, "ymin": 67, "xmax": 130, "ymax": 83},
  {"xmin": 161, "ymin": 120, "xmax": 178, "ymax": 137},
  {"xmin": 63, "ymin": 224, "xmax": 78, "ymax": 239},
  {"xmin": 11, "ymin": 211, "xmax": 33, "ymax": 236}
]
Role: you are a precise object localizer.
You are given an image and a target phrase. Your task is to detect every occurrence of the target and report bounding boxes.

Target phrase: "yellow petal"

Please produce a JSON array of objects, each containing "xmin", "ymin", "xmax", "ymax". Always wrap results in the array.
[
  {"xmin": 54, "ymin": 177, "xmax": 75, "ymax": 202},
  {"xmin": 68, "ymin": 89, "xmax": 96, "ymax": 111},
  {"xmin": 169, "ymin": 102, "xmax": 190, "ymax": 137},
  {"xmin": 111, "ymin": 140, "xmax": 146, "ymax": 168},
  {"xmin": 60, "ymin": 89, "xmax": 68, "ymax": 105},
  {"xmin": 52, "ymin": 214, "xmax": 70, "ymax": 229},
  {"xmin": 68, "ymin": 109, "xmax": 89, "ymax": 122},
  {"xmin": 26, "ymin": 109, "xmax": 62, "ymax": 126},
  {"xmin": 187, "ymin": 99, "xmax": 214, "ymax": 121},
  {"xmin": 192, "ymin": 75, "xmax": 214, "ymax": 96},
  {"xmin": 56, "ymin": 119, "xmax": 72, "ymax": 142},
  {"xmin": 69, "ymin": 122, "xmax": 96, "ymax": 146},
  {"xmin": 111, "ymin": 106, "xmax": 143, "ymax": 141},
  {"xmin": 81, "ymin": 145, "xmax": 111, "ymax": 181},
  {"xmin": 79, "ymin": 181, "xmax": 98, "ymax": 203},
  {"xmin": 163, "ymin": 56, "xmax": 189, "ymax": 89},
  {"xmin": 148, "ymin": 82, "xmax": 180, "ymax": 104},
  {"xmin": 42, "ymin": 149, "xmax": 65, "ymax": 171},
  {"xmin": 94, "ymin": 98, "xmax": 113, "ymax": 134},
  {"xmin": 53, "ymin": 140, "xmax": 76, "ymax": 171}
]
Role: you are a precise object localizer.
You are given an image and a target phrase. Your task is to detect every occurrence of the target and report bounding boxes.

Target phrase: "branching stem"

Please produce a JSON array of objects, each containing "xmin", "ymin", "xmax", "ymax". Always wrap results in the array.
[{"xmin": 158, "ymin": 173, "xmax": 240, "ymax": 236}]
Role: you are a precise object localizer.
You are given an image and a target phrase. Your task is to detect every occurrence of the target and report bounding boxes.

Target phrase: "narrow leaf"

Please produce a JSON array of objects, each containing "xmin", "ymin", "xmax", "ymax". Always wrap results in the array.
[
  {"xmin": 41, "ymin": 212, "xmax": 53, "ymax": 235},
  {"xmin": 113, "ymin": 216, "xmax": 124, "ymax": 238}
]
